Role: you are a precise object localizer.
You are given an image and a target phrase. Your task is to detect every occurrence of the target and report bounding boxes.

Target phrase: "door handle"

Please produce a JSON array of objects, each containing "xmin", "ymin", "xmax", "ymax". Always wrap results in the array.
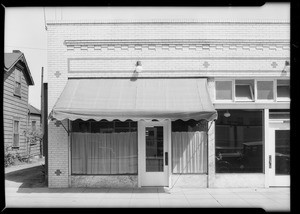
[
  {"xmin": 165, "ymin": 152, "xmax": 168, "ymax": 166},
  {"xmin": 269, "ymin": 155, "xmax": 272, "ymax": 168}
]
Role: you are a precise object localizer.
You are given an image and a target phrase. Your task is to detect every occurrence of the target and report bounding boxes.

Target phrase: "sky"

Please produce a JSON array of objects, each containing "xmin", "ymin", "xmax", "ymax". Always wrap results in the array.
[{"xmin": 4, "ymin": 3, "xmax": 290, "ymax": 110}]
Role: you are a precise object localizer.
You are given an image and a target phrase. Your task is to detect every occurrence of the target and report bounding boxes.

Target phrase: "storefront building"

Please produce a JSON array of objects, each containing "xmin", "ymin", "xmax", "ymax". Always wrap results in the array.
[{"xmin": 47, "ymin": 18, "xmax": 290, "ymax": 188}]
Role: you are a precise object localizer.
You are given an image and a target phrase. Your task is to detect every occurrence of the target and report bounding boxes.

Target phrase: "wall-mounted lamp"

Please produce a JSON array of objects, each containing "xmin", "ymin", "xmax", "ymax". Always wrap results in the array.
[
  {"xmin": 135, "ymin": 61, "xmax": 143, "ymax": 73},
  {"xmin": 224, "ymin": 110, "xmax": 231, "ymax": 118},
  {"xmin": 282, "ymin": 60, "xmax": 290, "ymax": 73}
]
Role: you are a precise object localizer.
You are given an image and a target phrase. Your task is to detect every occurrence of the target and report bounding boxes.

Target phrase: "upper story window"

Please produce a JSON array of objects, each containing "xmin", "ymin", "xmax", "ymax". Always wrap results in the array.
[
  {"xmin": 235, "ymin": 80, "xmax": 254, "ymax": 102},
  {"xmin": 257, "ymin": 80, "xmax": 274, "ymax": 101},
  {"xmin": 215, "ymin": 79, "xmax": 290, "ymax": 103},
  {"xmin": 276, "ymin": 80, "xmax": 290, "ymax": 101},
  {"xmin": 14, "ymin": 69, "xmax": 22, "ymax": 97},
  {"xmin": 215, "ymin": 81, "xmax": 233, "ymax": 101}
]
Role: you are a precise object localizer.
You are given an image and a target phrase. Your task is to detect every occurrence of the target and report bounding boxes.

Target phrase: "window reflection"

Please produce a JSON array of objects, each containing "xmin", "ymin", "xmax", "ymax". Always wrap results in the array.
[{"xmin": 215, "ymin": 110, "xmax": 263, "ymax": 173}]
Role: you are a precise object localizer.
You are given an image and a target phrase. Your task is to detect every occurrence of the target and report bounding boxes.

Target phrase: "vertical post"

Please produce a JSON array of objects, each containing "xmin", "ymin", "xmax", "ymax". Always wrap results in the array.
[
  {"xmin": 40, "ymin": 67, "xmax": 43, "ymax": 157},
  {"xmin": 264, "ymin": 109, "xmax": 269, "ymax": 188}
]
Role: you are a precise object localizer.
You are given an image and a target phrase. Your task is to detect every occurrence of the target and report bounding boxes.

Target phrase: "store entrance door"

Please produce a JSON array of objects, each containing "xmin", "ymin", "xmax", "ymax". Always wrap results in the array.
[
  {"xmin": 268, "ymin": 121, "xmax": 290, "ymax": 186},
  {"xmin": 138, "ymin": 120, "xmax": 170, "ymax": 187}
]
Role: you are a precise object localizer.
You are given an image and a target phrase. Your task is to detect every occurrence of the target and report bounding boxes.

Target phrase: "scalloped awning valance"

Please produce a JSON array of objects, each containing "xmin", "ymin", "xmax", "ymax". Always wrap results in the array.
[{"xmin": 49, "ymin": 78, "xmax": 217, "ymax": 122}]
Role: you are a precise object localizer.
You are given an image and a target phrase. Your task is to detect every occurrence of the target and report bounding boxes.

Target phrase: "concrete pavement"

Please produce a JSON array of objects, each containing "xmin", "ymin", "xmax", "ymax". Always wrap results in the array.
[
  {"xmin": 4, "ymin": 161, "xmax": 290, "ymax": 210},
  {"xmin": 5, "ymin": 186, "xmax": 290, "ymax": 210}
]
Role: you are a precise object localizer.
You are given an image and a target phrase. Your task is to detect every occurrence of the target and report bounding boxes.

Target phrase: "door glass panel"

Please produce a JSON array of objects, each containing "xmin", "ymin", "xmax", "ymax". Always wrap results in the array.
[
  {"xmin": 275, "ymin": 130, "xmax": 290, "ymax": 175},
  {"xmin": 146, "ymin": 126, "xmax": 164, "ymax": 172}
]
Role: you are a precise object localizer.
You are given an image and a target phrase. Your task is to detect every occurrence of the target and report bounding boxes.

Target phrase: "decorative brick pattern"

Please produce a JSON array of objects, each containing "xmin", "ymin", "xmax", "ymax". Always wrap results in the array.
[{"xmin": 65, "ymin": 42, "xmax": 290, "ymax": 52}]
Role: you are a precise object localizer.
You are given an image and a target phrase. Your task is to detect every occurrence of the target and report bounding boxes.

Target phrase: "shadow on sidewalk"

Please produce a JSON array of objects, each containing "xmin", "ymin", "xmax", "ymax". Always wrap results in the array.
[{"xmin": 5, "ymin": 165, "xmax": 46, "ymax": 188}]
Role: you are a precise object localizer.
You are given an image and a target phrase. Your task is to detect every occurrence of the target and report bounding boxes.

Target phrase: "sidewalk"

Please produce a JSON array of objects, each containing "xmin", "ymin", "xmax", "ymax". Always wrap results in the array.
[{"xmin": 5, "ymin": 162, "xmax": 290, "ymax": 210}]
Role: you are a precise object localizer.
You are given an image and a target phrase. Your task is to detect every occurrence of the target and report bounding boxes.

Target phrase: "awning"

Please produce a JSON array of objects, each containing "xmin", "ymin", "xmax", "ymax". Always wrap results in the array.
[{"xmin": 50, "ymin": 78, "xmax": 217, "ymax": 121}]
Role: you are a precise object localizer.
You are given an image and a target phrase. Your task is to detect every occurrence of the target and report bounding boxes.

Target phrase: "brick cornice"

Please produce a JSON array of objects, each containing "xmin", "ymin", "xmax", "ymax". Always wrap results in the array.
[
  {"xmin": 64, "ymin": 39, "xmax": 290, "ymax": 51},
  {"xmin": 47, "ymin": 19, "xmax": 290, "ymax": 25}
]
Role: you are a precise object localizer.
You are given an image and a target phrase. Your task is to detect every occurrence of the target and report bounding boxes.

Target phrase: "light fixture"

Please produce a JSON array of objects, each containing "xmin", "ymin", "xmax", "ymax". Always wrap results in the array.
[
  {"xmin": 135, "ymin": 61, "xmax": 143, "ymax": 73},
  {"xmin": 282, "ymin": 60, "xmax": 290, "ymax": 73},
  {"xmin": 224, "ymin": 110, "xmax": 231, "ymax": 118}
]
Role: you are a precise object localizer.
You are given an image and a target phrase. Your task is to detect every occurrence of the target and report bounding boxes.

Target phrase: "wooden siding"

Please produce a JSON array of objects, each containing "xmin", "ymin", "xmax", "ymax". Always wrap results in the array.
[
  {"xmin": 3, "ymin": 66, "xmax": 29, "ymax": 156},
  {"xmin": 28, "ymin": 114, "xmax": 42, "ymax": 157}
]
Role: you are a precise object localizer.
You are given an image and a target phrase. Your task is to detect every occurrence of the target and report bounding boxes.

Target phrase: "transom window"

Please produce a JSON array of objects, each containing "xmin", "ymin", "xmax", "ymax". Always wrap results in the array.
[
  {"xmin": 235, "ymin": 80, "xmax": 254, "ymax": 102},
  {"xmin": 215, "ymin": 79, "xmax": 290, "ymax": 103},
  {"xmin": 277, "ymin": 80, "xmax": 290, "ymax": 101}
]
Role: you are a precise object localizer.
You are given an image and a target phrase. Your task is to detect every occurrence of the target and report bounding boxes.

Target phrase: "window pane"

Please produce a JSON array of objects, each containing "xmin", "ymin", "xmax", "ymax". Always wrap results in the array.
[
  {"xmin": 215, "ymin": 110, "xmax": 263, "ymax": 173},
  {"xmin": 71, "ymin": 132, "xmax": 138, "ymax": 175},
  {"xmin": 146, "ymin": 126, "xmax": 164, "ymax": 172},
  {"xmin": 14, "ymin": 121, "xmax": 19, "ymax": 133},
  {"xmin": 13, "ymin": 134, "xmax": 19, "ymax": 147},
  {"xmin": 216, "ymin": 81, "xmax": 232, "ymax": 100},
  {"xmin": 257, "ymin": 81, "xmax": 274, "ymax": 100},
  {"xmin": 235, "ymin": 85, "xmax": 254, "ymax": 101},
  {"xmin": 277, "ymin": 80, "xmax": 290, "ymax": 100},
  {"xmin": 275, "ymin": 130, "xmax": 290, "ymax": 175},
  {"xmin": 269, "ymin": 109, "xmax": 290, "ymax": 120},
  {"xmin": 32, "ymin": 121, "xmax": 36, "ymax": 131},
  {"xmin": 172, "ymin": 120, "xmax": 207, "ymax": 173}
]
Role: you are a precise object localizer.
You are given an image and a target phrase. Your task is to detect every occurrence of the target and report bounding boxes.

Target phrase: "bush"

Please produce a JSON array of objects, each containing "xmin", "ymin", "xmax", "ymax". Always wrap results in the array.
[{"xmin": 5, "ymin": 146, "xmax": 16, "ymax": 167}]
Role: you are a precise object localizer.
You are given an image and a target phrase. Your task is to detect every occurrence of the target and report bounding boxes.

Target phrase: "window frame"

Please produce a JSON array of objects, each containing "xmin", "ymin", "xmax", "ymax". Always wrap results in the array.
[
  {"xmin": 12, "ymin": 120, "xmax": 20, "ymax": 148},
  {"xmin": 14, "ymin": 68, "xmax": 22, "ymax": 97},
  {"xmin": 275, "ymin": 79, "xmax": 290, "ymax": 102},
  {"xmin": 255, "ymin": 79, "xmax": 275, "ymax": 102},
  {"xmin": 234, "ymin": 81, "xmax": 255, "ymax": 102},
  {"xmin": 214, "ymin": 78, "xmax": 290, "ymax": 104},
  {"xmin": 214, "ymin": 79, "xmax": 234, "ymax": 103}
]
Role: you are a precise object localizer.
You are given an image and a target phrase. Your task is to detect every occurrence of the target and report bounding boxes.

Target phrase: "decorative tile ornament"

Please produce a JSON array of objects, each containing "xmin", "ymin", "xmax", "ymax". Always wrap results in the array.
[
  {"xmin": 271, "ymin": 61, "xmax": 278, "ymax": 68},
  {"xmin": 55, "ymin": 169, "xmax": 62, "ymax": 176},
  {"xmin": 54, "ymin": 71, "xmax": 61, "ymax": 78},
  {"xmin": 203, "ymin": 61, "xmax": 210, "ymax": 68},
  {"xmin": 55, "ymin": 120, "xmax": 62, "ymax": 127}
]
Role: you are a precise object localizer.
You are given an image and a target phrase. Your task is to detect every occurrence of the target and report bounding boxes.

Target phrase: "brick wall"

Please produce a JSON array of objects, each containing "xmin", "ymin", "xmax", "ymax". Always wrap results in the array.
[{"xmin": 47, "ymin": 20, "xmax": 290, "ymax": 187}]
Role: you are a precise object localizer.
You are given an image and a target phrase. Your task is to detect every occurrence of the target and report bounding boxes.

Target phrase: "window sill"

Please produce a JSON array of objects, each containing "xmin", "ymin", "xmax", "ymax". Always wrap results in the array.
[{"xmin": 13, "ymin": 93, "xmax": 21, "ymax": 98}]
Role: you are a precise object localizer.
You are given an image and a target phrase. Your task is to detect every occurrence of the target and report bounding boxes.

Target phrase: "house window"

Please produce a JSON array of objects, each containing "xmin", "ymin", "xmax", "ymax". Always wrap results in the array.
[
  {"xmin": 13, "ymin": 120, "xmax": 20, "ymax": 147},
  {"xmin": 32, "ymin": 121, "xmax": 36, "ymax": 131},
  {"xmin": 215, "ymin": 110, "xmax": 263, "ymax": 173},
  {"xmin": 235, "ymin": 80, "xmax": 254, "ymax": 101},
  {"xmin": 215, "ymin": 81, "xmax": 233, "ymax": 101},
  {"xmin": 14, "ymin": 69, "xmax": 21, "ymax": 97},
  {"xmin": 71, "ymin": 120, "xmax": 138, "ymax": 175},
  {"xmin": 171, "ymin": 120, "xmax": 208, "ymax": 174},
  {"xmin": 277, "ymin": 80, "xmax": 290, "ymax": 101},
  {"xmin": 257, "ymin": 80, "xmax": 274, "ymax": 100}
]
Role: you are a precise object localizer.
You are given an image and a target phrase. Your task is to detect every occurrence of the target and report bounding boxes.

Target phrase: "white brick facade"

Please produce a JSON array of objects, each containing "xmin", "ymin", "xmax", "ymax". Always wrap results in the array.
[{"xmin": 47, "ymin": 20, "xmax": 290, "ymax": 188}]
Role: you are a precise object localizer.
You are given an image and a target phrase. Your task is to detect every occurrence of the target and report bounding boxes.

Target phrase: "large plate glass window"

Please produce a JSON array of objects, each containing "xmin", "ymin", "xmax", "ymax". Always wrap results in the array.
[
  {"xmin": 257, "ymin": 80, "xmax": 274, "ymax": 100},
  {"xmin": 71, "ymin": 119, "xmax": 138, "ymax": 175},
  {"xmin": 277, "ymin": 80, "xmax": 290, "ymax": 101},
  {"xmin": 215, "ymin": 81, "xmax": 233, "ymax": 101},
  {"xmin": 215, "ymin": 110, "xmax": 263, "ymax": 173},
  {"xmin": 235, "ymin": 80, "xmax": 254, "ymax": 101},
  {"xmin": 172, "ymin": 120, "xmax": 208, "ymax": 174}
]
